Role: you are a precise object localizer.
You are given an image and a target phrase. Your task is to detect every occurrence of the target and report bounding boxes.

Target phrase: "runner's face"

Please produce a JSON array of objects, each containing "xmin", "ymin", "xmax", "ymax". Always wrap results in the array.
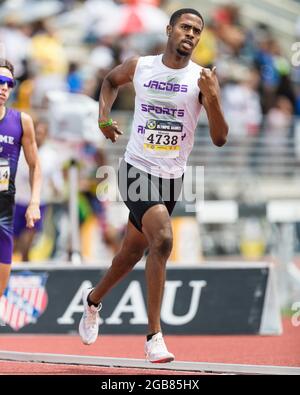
[
  {"xmin": 167, "ymin": 14, "xmax": 203, "ymax": 57},
  {"xmin": 0, "ymin": 67, "xmax": 14, "ymax": 106}
]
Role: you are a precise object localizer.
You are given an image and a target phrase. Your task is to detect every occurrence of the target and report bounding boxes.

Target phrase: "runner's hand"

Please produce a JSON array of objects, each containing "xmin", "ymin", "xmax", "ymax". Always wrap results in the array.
[
  {"xmin": 25, "ymin": 203, "xmax": 41, "ymax": 229},
  {"xmin": 99, "ymin": 120, "xmax": 123, "ymax": 143},
  {"xmin": 198, "ymin": 67, "xmax": 220, "ymax": 101}
]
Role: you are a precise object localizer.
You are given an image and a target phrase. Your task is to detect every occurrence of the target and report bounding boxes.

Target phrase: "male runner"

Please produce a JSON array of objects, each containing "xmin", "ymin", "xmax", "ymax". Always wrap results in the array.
[
  {"xmin": 0, "ymin": 59, "xmax": 41, "ymax": 308},
  {"xmin": 79, "ymin": 8, "xmax": 228, "ymax": 362}
]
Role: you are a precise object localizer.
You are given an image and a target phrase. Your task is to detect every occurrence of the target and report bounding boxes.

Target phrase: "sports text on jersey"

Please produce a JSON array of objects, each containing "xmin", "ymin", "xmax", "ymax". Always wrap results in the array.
[
  {"xmin": 141, "ymin": 104, "xmax": 184, "ymax": 117},
  {"xmin": 143, "ymin": 80, "xmax": 188, "ymax": 92}
]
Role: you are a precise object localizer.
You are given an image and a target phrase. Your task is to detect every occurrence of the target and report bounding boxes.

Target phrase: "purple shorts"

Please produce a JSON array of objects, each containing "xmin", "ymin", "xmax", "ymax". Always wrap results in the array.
[
  {"xmin": 0, "ymin": 195, "xmax": 14, "ymax": 264},
  {"xmin": 13, "ymin": 204, "xmax": 47, "ymax": 238}
]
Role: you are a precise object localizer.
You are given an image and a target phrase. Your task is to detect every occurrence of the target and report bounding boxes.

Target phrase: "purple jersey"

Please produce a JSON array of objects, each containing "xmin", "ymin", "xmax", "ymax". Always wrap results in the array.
[{"xmin": 0, "ymin": 108, "xmax": 23, "ymax": 197}]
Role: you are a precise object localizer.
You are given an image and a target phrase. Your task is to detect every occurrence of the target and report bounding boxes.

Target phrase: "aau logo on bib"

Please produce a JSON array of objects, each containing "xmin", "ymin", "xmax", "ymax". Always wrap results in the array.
[
  {"xmin": 146, "ymin": 120, "xmax": 157, "ymax": 129},
  {"xmin": 0, "ymin": 271, "xmax": 48, "ymax": 331}
]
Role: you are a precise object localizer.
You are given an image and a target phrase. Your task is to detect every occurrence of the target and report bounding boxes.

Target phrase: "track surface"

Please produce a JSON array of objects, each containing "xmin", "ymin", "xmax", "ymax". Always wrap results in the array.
[{"xmin": 0, "ymin": 319, "xmax": 299, "ymax": 374}]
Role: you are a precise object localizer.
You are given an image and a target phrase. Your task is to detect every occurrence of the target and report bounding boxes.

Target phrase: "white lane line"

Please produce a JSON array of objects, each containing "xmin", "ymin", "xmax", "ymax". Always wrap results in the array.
[{"xmin": 0, "ymin": 351, "xmax": 299, "ymax": 375}]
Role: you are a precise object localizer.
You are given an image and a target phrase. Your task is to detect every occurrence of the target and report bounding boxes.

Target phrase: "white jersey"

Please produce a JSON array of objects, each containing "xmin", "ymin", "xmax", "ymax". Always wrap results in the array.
[{"xmin": 124, "ymin": 54, "xmax": 203, "ymax": 179}]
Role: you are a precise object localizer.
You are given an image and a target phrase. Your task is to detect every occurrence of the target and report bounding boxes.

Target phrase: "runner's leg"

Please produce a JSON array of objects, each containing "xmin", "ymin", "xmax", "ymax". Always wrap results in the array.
[
  {"xmin": 0, "ymin": 263, "xmax": 11, "ymax": 297},
  {"xmin": 141, "ymin": 204, "xmax": 173, "ymax": 335},
  {"xmin": 0, "ymin": 226, "xmax": 13, "ymax": 297},
  {"xmin": 88, "ymin": 219, "xmax": 148, "ymax": 304}
]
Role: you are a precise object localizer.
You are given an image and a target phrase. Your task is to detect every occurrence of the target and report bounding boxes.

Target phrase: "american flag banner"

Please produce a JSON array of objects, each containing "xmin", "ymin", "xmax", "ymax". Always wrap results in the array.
[{"xmin": 0, "ymin": 271, "xmax": 48, "ymax": 331}]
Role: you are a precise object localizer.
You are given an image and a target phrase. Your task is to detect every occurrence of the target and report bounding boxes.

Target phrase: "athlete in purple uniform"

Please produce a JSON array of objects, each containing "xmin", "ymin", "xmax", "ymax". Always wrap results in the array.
[{"xmin": 0, "ymin": 59, "xmax": 41, "ymax": 300}]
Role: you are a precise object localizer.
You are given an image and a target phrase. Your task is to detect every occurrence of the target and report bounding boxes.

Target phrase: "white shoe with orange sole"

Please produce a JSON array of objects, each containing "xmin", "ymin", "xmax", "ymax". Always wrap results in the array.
[
  {"xmin": 145, "ymin": 332, "xmax": 175, "ymax": 363},
  {"xmin": 79, "ymin": 288, "xmax": 101, "ymax": 345}
]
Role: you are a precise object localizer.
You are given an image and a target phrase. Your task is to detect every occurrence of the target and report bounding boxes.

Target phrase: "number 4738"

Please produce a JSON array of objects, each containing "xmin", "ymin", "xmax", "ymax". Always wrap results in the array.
[{"xmin": 147, "ymin": 133, "xmax": 178, "ymax": 146}]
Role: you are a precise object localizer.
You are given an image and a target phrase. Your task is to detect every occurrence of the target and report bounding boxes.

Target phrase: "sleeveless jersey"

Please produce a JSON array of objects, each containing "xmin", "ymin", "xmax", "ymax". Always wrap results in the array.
[
  {"xmin": 124, "ymin": 54, "xmax": 203, "ymax": 178},
  {"xmin": 0, "ymin": 108, "xmax": 23, "ymax": 197}
]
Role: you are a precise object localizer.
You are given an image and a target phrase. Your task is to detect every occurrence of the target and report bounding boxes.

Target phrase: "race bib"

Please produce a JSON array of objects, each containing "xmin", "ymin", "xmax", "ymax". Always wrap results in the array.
[
  {"xmin": 0, "ymin": 159, "xmax": 10, "ymax": 192},
  {"xmin": 143, "ymin": 119, "xmax": 183, "ymax": 158}
]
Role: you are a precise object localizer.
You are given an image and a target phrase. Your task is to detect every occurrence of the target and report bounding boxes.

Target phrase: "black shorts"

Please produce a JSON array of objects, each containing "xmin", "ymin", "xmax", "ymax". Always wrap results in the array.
[{"xmin": 118, "ymin": 159, "xmax": 183, "ymax": 232}]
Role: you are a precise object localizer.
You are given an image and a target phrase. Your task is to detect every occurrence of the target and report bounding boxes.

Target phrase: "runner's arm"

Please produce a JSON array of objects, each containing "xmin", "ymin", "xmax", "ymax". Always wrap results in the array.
[
  {"xmin": 198, "ymin": 67, "xmax": 228, "ymax": 147},
  {"xmin": 202, "ymin": 94, "xmax": 228, "ymax": 146},
  {"xmin": 99, "ymin": 56, "xmax": 139, "ymax": 121},
  {"xmin": 21, "ymin": 113, "xmax": 41, "ymax": 227}
]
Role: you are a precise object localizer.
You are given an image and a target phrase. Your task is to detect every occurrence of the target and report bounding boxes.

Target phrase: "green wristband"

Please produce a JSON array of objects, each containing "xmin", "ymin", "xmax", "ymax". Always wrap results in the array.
[{"xmin": 99, "ymin": 118, "xmax": 113, "ymax": 128}]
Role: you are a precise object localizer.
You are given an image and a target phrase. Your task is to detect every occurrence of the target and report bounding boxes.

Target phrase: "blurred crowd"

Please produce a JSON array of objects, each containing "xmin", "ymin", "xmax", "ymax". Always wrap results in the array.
[
  {"xmin": 195, "ymin": 4, "xmax": 298, "ymax": 159},
  {"xmin": 1, "ymin": 0, "xmax": 298, "ymax": 159},
  {"xmin": 0, "ymin": 0, "xmax": 299, "ymax": 261}
]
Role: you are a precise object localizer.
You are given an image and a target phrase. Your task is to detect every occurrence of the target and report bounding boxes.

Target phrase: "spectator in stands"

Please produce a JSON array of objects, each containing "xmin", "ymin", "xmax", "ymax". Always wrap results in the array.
[
  {"xmin": 221, "ymin": 66, "xmax": 262, "ymax": 169},
  {"xmin": 0, "ymin": 15, "xmax": 31, "ymax": 80},
  {"xmin": 254, "ymin": 36, "xmax": 294, "ymax": 114},
  {"xmin": 212, "ymin": 4, "xmax": 246, "ymax": 57},
  {"xmin": 12, "ymin": 64, "xmax": 36, "ymax": 112},
  {"xmin": 29, "ymin": 19, "xmax": 68, "ymax": 107},
  {"xmin": 66, "ymin": 62, "xmax": 83, "ymax": 93},
  {"xmin": 263, "ymin": 96, "xmax": 294, "ymax": 173}
]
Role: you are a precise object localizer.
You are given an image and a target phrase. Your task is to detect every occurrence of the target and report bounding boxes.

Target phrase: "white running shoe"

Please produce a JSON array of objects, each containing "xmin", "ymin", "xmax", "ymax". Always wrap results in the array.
[
  {"xmin": 145, "ymin": 332, "xmax": 175, "ymax": 363},
  {"xmin": 79, "ymin": 288, "xmax": 101, "ymax": 345}
]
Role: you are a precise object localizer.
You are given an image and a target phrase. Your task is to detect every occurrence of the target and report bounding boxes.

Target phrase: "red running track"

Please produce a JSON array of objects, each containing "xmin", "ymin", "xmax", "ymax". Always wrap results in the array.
[{"xmin": 0, "ymin": 319, "xmax": 299, "ymax": 374}]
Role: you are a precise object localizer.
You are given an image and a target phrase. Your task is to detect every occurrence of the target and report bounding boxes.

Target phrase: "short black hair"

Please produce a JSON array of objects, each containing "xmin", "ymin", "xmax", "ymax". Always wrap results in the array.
[
  {"xmin": 0, "ymin": 58, "xmax": 14, "ymax": 77},
  {"xmin": 169, "ymin": 8, "xmax": 204, "ymax": 29}
]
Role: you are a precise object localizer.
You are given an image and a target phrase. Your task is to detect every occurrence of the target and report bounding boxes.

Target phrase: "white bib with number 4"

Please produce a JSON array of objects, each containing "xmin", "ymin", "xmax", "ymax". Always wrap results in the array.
[
  {"xmin": 143, "ymin": 119, "xmax": 183, "ymax": 159},
  {"xmin": 0, "ymin": 159, "xmax": 10, "ymax": 192}
]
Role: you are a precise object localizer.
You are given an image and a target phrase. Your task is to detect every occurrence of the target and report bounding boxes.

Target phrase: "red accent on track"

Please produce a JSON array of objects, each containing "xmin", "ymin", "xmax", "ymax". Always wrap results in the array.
[{"xmin": 150, "ymin": 358, "xmax": 175, "ymax": 364}]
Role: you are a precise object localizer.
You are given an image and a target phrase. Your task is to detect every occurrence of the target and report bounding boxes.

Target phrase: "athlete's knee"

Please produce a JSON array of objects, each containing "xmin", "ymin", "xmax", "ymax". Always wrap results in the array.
[
  {"xmin": 113, "ymin": 247, "xmax": 144, "ymax": 269},
  {"xmin": 0, "ymin": 264, "xmax": 11, "ymax": 297},
  {"xmin": 129, "ymin": 248, "xmax": 144, "ymax": 263},
  {"xmin": 150, "ymin": 228, "xmax": 173, "ymax": 258},
  {"xmin": 0, "ymin": 279, "xmax": 7, "ymax": 297},
  {"xmin": 126, "ymin": 248, "xmax": 145, "ymax": 266}
]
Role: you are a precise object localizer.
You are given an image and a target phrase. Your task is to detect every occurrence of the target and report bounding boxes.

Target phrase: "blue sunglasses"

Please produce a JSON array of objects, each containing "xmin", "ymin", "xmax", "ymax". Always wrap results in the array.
[{"xmin": 0, "ymin": 75, "xmax": 15, "ymax": 88}]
